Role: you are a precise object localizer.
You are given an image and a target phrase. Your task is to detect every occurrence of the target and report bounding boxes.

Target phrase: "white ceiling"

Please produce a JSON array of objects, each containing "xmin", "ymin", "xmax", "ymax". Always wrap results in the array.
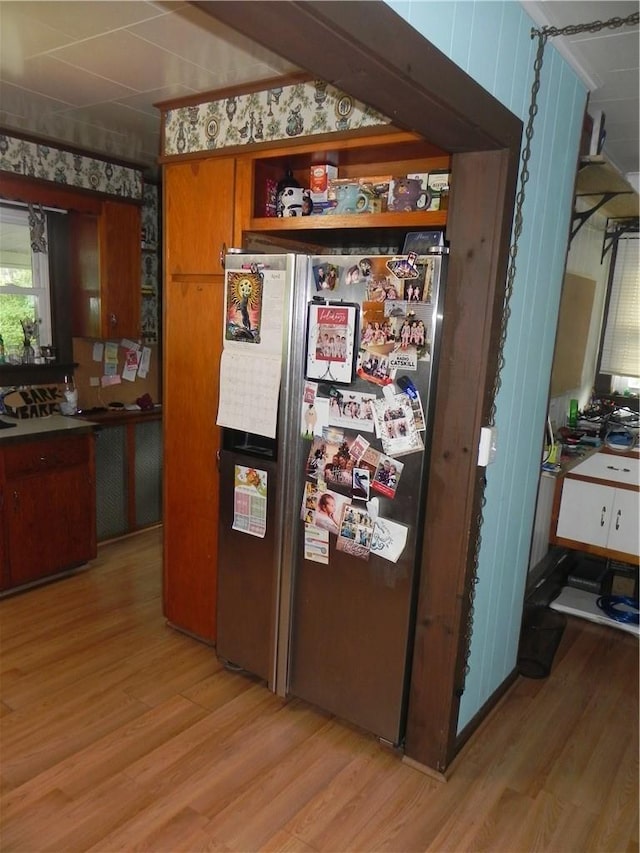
[
  {"xmin": 0, "ymin": 0, "xmax": 298, "ymax": 171},
  {"xmin": 0, "ymin": 1, "xmax": 637, "ymax": 180}
]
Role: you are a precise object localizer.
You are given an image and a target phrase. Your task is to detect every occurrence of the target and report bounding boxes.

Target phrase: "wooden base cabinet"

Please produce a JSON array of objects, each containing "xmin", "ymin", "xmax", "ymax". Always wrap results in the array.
[
  {"xmin": 94, "ymin": 415, "xmax": 162, "ymax": 541},
  {"xmin": 552, "ymin": 450, "xmax": 639, "ymax": 563},
  {"xmin": 162, "ymin": 158, "xmax": 235, "ymax": 643},
  {"xmin": 0, "ymin": 433, "xmax": 97, "ymax": 591},
  {"xmin": 556, "ymin": 479, "xmax": 639, "ymax": 560}
]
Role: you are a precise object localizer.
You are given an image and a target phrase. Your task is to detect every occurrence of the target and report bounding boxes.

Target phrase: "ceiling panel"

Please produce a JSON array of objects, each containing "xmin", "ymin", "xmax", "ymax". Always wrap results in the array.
[
  {"xmin": 4, "ymin": 53, "xmax": 136, "ymax": 105},
  {"xmin": 544, "ymin": 0, "xmax": 638, "ymax": 29},
  {"xmin": 8, "ymin": 0, "xmax": 165, "ymax": 40},
  {"xmin": 588, "ymin": 67, "xmax": 640, "ymax": 102},
  {"xmin": 129, "ymin": 3, "xmax": 294, "ymax": 71},
  {"xmin": 117, "ymin": 85, "xmax": 198, "ymax": 116},
  {"xmin": 68, "ymin": 102, "xmax": 160, "ymax": 135},
  {"xmin": 49, "ymin": 31, "xmax": 219, "ymax": 93},
  {"xmin": 570, "ymin": 29, "xmax": 639, "ymax": 70},
  {"xmin": 0, "ymin": 8, "xmax": 75, "ymax": 65},
  {"xmin": 0, "ymin": 79, "xmax": 71, "ymax": 117},
  {"xmin": 64, "ymin": 102, "xmax": 161, "ymax": 162}
]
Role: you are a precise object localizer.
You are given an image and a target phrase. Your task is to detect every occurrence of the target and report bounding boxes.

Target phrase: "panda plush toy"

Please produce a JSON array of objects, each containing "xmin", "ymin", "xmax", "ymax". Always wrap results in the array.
[
  {"xmin": 278, "ymin": 187, "xmax": 312, "ymax": 217},
  {"xmin": 278, "ymin": 186, "xmax": 302, "ymax": 217}
]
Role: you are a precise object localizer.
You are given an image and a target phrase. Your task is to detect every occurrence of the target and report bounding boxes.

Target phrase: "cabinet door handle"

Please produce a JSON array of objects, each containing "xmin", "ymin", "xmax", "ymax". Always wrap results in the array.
[
  {"xmin": 12, "ymin": 490, "xmax": 19, "ymax": 511},
  {"xmin": 600, "ymin": 506, "xmax": 607, "ymax": 527},
  {"xmin": 220, "ymin": 242, "xmax": 227, "ymax": 269},
  {"xmin": 615, "ymin": 509, "xmax": 621, "ymax": 530},
  {"xmin": 109, "ymin": 313, "xmax": 117, "ymax": 327}
]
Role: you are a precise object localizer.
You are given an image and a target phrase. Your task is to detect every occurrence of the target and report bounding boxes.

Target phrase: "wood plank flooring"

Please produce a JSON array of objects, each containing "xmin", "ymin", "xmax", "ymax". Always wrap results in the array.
[{"xmin": 1, "ymin": 528, "xmax": 637, "ymax": 852}]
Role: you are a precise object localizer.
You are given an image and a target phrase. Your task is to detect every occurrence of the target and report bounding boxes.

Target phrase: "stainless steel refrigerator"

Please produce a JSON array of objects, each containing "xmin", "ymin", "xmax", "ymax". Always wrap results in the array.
[{"xmin": 216, "ymin": 247, "xmax": 447, "ymax": 745}]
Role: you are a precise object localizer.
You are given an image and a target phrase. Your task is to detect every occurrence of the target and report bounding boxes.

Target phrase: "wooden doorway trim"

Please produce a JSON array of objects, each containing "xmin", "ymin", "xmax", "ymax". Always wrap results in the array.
[{"xmin": 193, "ymin": 0, "xmax": 522, "ymax": 772}]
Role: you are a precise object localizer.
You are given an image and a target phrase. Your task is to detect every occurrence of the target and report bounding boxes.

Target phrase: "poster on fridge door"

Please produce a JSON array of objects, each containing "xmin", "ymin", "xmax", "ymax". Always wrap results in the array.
[
  {"xmin": 225, "ymin": 271, "xmax": 264, "ymax": 343},
  {"xmin": 232, "ymin": 465, "xmax": 267, "ymax": 538},
  {"xmin": 305, "ymin": 303, "xmax": 358, "ymax": 384}
]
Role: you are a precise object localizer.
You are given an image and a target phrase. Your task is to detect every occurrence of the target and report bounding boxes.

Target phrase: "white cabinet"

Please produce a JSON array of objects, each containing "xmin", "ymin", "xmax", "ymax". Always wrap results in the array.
[
  {"xmin": 554, "ymin": 449, "xmax": 639, "ymax": 561},
  {"xmin": 556, "ymin": 478, "xmax": 639, "ymax": 557},
  {"xmin": 608, "ymin": 488, "xmax": 640, "ymax": 556}
]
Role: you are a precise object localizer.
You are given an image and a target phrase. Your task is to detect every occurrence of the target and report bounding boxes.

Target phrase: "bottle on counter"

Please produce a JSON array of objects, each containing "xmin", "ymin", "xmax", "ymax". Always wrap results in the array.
[
  {"xmin": 568, "ymin": 399, "xmax": 579, "ymax": 428},
  {"xmin": 21, "ymin": 341, "xmax": 35, "ymax": 364},
  {"xmin": 60, "ymin": 374, "xmax": 78, "ymax": 416}
]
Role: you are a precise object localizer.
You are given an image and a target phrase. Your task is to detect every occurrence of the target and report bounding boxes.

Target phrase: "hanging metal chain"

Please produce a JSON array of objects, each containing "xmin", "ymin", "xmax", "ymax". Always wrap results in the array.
[
  {"xmin": 458, "ymin": 29, "xmax": 547, "ymax": 689},
  {"xmin": 459, "ymin": 10, "xmax": 638, "ymax": 687},
  {"xmin": 540, "ymin": 12, "xmax": 639, "ymax": 39}
]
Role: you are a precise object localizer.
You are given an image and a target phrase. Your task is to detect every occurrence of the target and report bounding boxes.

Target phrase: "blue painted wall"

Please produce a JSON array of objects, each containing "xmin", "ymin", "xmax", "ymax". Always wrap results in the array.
[{"xmin": 385, "ymin": 1, "xmax": 588, "ymax": 729}]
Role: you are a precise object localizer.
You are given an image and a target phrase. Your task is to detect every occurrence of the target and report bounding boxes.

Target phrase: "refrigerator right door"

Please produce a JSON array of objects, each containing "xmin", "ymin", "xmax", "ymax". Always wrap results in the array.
[{"xmin": 286, "ymin": 250, "xmax": 447, "ymax": 745}]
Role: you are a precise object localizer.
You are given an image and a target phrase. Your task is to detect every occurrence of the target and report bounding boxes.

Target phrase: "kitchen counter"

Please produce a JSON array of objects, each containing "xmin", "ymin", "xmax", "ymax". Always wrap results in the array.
[
  {"xmin": 0, "ymin": 414, "xmax": 97, "ymax": 445},
  {"xmin": 75, "ymin": 405, "xmax": 162, "ymax": 428}
]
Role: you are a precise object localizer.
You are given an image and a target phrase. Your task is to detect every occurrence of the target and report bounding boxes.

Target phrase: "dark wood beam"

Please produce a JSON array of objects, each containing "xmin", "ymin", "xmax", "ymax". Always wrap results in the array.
[
  {"xmin": 192, "ymin": 0, "xmax": 521, "ymax": 153},
  {"xmin": 405, "ymin": 147, "xmax": 520, "ymax": 770}
]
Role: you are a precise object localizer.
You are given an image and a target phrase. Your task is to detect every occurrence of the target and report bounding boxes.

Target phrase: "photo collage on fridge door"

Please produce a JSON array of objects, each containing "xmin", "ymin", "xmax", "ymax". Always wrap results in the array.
[{"xmin": 301, "ymin": 248, "xmax": 440, "ymax": 566}]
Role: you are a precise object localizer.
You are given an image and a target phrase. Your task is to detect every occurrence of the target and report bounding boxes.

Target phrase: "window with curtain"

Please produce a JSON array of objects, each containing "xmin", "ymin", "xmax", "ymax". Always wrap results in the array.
[
  {"xmin": 0, "ymin": 204, "xmax": 52, "ymax": 358},
  {"xmin": 599, "ymin": 234, "xmax": 639, "ymax": 379}
]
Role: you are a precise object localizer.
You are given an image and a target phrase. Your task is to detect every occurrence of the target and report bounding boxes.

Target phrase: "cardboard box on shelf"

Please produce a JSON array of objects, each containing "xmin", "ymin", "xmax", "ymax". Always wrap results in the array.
[
  {"xmin": 425, "ymin": 170, "xmax": 451, "ymax": 211},
  {"xmin": 309, "ymin": 164, "xmax": 338, "ymax": 202},
  {"xmin": 358, "ymin": 176, "xmax": 391, "ymax": 213},
  {"xmin": 264, "ymin": 178, "xmax": 278, "ymax": 217},
  {"xmin": 312, "ymin": 200, "xmax": 338, "ymax": 215},
  {"xmin": 608, "ymin": 560, "xmax": 638, "ymax": 598}
]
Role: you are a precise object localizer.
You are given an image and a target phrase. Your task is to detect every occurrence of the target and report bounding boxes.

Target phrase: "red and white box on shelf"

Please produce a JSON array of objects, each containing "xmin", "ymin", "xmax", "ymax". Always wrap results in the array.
[{"xmin": 309, "ymin": 164, "xmax": 338, "ymax": 203}]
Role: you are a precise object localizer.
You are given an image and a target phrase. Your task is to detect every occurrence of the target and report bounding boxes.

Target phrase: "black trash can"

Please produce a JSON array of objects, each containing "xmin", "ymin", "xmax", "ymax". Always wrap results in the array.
[{"xmin": 517, "ymin": 606, "xmax": 567, "ymax": 679}]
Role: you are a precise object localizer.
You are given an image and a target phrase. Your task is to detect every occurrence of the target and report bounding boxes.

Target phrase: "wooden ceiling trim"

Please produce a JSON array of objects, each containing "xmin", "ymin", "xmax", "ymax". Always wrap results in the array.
[{"xmin": 192, "ymin": 0, "xmax": 522, "ymax": 153}]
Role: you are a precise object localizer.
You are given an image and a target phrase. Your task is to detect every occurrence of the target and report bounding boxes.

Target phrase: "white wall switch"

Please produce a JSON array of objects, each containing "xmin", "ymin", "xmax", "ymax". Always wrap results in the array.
[{"xmin": 478, "ymin": 426, "xmax": 498, "ymax": 466}]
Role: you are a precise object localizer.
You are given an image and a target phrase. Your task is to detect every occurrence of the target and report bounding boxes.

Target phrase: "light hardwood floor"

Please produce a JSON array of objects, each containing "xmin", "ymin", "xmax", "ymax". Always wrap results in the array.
[{"xmin": 1, "ymin": 528, "xmax": 637, "ymax": 853}]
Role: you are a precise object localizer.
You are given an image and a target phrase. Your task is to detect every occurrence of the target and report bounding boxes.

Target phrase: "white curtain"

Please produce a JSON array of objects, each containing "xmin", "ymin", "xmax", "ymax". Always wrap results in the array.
[{"xmin": 600, "ymin": 236, "xmax": 639, "ymax": 378}]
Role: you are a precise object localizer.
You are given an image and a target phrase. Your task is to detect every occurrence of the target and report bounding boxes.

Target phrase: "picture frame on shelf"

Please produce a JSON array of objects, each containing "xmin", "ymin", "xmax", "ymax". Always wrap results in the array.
[{"xmin": 402, "ymin": 230, "xmax": 446, "ymax": 255}]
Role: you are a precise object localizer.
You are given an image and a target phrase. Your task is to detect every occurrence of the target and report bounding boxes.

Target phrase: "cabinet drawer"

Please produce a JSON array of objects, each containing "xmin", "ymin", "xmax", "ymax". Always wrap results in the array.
[{"xmin": 4, "ymin": 436, "xmax": 90, "ymax": 477}]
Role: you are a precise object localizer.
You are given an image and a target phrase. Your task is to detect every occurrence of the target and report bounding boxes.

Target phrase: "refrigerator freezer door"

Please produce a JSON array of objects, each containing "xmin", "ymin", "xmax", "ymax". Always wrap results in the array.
[
  {"xmin": 288, "ymin": 508, "xmax": 420, "ymax": 743},
  {"xmin": 217, "ymin": 449, "xmax": 280, "ymax": 684},
  {"xmin": 217, "ymin": 253, "xmax": 311, "ymax": 691}
]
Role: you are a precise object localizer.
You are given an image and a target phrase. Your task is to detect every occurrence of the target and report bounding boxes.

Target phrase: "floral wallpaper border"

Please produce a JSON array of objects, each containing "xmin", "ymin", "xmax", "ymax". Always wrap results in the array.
[
  {"xmin": 0, "ymin": 133, "xmax": 143, "ymax": 201},
  {"xmin": 163, "ymin": 79, "xmax": 391, "ymax": 157},
  {"xmin": 141, "ymin": 182, "xmax": 159, "ymax": 345}
]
